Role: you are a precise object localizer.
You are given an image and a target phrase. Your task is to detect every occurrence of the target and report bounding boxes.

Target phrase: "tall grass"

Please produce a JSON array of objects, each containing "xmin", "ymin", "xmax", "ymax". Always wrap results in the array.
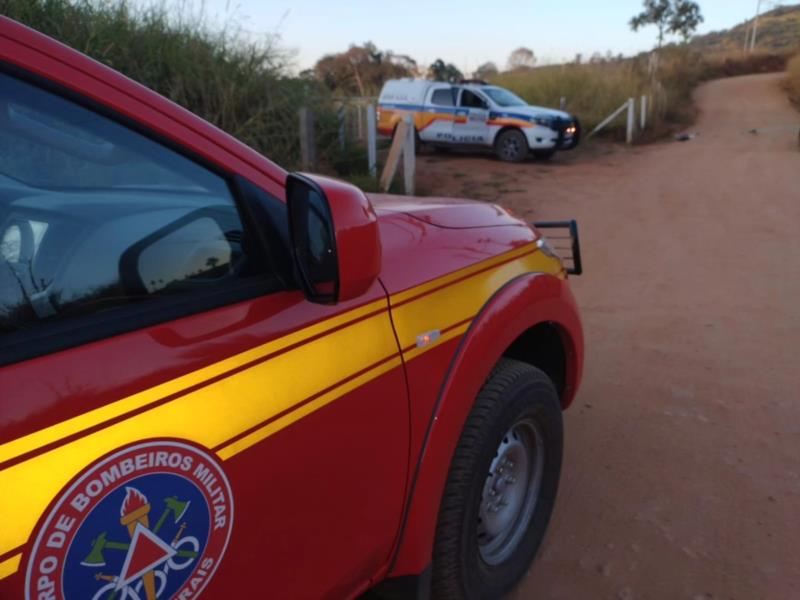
[
  {"xmin": 491, "ymin": 48, "xmax": 791, "ymax": 139},
  {"xmin": 0, "ymin": 0, "xmax": 350, "ymax": 170},
  {"xmin": 2, "ymin": 0, "xmax": 793, "ymax": 165},
  {"xmin": 786, "ymin": 55, "xmax": 800, "ymax": 109},
  {"xmin": 492, "ymin": 61, "xmax": 648, "ymax": 137}
]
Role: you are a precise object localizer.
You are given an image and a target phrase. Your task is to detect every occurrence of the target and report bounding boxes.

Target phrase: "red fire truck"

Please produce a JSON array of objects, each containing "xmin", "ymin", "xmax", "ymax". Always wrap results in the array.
[{"xmin": 0, "ymin": 16, "xmax": 584, "ymax": 600}]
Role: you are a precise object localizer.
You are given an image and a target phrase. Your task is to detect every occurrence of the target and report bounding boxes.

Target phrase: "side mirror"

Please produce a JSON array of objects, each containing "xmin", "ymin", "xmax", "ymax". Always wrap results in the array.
[{"xmin": 286, "ymin": 173, "xmax": 382, "ymax": 304}]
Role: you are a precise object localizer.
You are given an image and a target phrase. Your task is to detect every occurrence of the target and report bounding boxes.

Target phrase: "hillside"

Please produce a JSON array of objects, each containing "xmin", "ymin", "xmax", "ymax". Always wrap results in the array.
[{"xmin": 690, "ymin": 4, "xmax": 800, "ymax": 55}]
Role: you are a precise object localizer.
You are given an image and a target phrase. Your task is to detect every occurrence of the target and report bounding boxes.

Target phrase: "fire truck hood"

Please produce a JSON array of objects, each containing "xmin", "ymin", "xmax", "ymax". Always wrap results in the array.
[{"xmin": 368, "ymin": 194, "xmax": 524, "ymax": 229}]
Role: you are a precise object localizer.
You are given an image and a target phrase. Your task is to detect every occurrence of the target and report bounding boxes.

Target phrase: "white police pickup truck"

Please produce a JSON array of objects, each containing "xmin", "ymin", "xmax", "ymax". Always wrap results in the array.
[{"xmin": 377, "ymin": 78, "xmax": 581, "ymax": 162}]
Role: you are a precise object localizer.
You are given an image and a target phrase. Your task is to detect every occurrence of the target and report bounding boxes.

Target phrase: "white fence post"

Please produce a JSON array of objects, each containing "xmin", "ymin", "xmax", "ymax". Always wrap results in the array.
[
  {"xmin": 366, "ymin": 104, "xmax": 377, "ymax": 178},
  {"xmin": 403, "ymin": 114, "xmax": 415, "ymax": 195},
  {"xmin": 626, "ymin": 98, "xmax": 635, "ymax": 144},
  {"xmin": 640, "ymin": 95, "xmax": 648, "ymax": 130}
]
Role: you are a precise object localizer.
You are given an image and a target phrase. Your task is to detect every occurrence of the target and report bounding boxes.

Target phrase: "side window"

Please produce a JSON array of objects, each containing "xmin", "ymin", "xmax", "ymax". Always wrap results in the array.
[
  {"xmin": 460, "ymin": 90, "xmax": 488, "ymax": 109},
  {"xmin": 431, "ymin": 88, "xmax": 455, "ymax": 107},
  {"xmin": 0, "ymin": 71, "xmax": 275, "ymax": 344}
]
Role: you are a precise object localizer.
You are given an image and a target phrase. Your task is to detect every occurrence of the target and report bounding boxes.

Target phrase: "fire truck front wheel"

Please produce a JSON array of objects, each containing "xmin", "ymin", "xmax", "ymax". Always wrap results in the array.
[{"xmin": 431, "ymin": 358, "xmax": 563, "ymax": 600}]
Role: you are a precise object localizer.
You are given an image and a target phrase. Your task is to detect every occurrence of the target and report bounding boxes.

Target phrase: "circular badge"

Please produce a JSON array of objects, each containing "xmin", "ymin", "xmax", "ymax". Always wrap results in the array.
[{"xmin": 24, "ymin": 440, "xmax": 234, "ymax": 600}]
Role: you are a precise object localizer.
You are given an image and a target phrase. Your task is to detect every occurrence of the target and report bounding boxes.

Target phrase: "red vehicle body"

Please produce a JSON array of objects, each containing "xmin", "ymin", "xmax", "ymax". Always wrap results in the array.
[{"xmin": 0, "ymin": 17, "xmax": 583, "ymax": 600}]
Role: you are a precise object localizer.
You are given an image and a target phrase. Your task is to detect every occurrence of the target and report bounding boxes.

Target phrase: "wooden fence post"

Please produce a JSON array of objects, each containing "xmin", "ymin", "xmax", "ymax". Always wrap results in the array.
[
  {"xmin": 626, "ymin": 98, "xmax": 635, "ymax": 145},
  {"xmin": 380, "ymin": 120, "xmax": 407, "ymax": 192},
  {"xmin": 298, "ymin": 107, "xmax": 316, "ymax": 170},
  {"xmin": 366, "ymin": 104, "xmax": 377, "ymax": 178},
  {"xmin": 403, "ymin": 115, "xmax": 415, "ymax": 196}
]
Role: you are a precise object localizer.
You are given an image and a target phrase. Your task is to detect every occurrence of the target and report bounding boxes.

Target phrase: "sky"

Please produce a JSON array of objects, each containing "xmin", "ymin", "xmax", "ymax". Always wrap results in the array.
[{"xmin": 200, "ymin": 0, "xmax": 790, "ymax": 73}]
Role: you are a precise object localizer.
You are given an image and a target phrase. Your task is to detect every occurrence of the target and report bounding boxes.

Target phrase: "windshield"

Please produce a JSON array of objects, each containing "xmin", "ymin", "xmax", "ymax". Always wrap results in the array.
[{"xmin": 482, "ymin": 87, "xmax": 527, "ymax": 108}]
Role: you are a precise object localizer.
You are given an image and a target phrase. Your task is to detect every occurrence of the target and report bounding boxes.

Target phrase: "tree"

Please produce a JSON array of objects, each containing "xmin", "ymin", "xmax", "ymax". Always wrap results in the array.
[
  {"xmin": 473, "ymin": 61, "xmax": 498, "ymax": 80},
  {"xmin": 314, "ymin": 42, "xmax": 415, "ymax": 96},
  {"xmin": 630, "ymin": 0, "xmax": 703, "ymax": 50},
  {"xmin": 428, "ymin": 59, "xmax": 463, "ymax": 83},
  {"xmin": 630, "ymin": 0, "xmax": 672, "ymax": 51},
  {"xmin": 506, "ymin": 47, "xmax": 537, "ymax": 70},
  {"xmin": 672, "ymin": 0, "xmax": 704, "ymax": 42},
  {"xmin": 390, "ymin": 53, "xmax": 419, "ymax": 74}
]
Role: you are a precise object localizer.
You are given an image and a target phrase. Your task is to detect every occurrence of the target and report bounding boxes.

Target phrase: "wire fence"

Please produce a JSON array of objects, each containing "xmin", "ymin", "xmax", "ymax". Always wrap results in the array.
[{"xmin": 297, "ymin": 97, "xmax": 398, "ymax": 190}]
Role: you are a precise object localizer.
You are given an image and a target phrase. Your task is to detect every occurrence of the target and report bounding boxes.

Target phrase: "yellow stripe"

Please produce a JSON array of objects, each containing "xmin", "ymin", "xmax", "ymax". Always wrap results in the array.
[
  {"xmin": 0, "ymin": 554, "xmax": 21, "ymax": 581},
  {"xmin": 391, "ymin": 243, "xmax": 537, "ymax": 306},
  {"xmin": 0, "ymin": 244, "xmax": 562, "ymax": 575},
  {"xmin": 0, "ymin": 245, "xmax": 540, "ymax": 467},
  {"xmin": 391, "ymin": 246, "xmax": 559, "ymax": 351},
  {"xmin": 0, "ymin": 298, "xmax": 386, "ymax": 466},
  {"xmin": 488, "ymin": 118, "xmax": 533, "ymax": 128},
  {"xmin": 0, "ymin": 308, "xmax": 400, "ymax": 557},
  {"xmin": 217, "ymin": 356, "xmax": 404, "ymax": 460}
]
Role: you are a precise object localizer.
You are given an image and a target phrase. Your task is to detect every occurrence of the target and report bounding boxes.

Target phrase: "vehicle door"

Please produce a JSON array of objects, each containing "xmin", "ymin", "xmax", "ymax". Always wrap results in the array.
[
  {"xmin": 0, "ymin": 65, "xmax": 409, "ymax": 599},
  {"xmin": 423, "ymin": 85, "xmax": 458, "ymax": 143},
  {"xmin": 453, "ymin": 88, "xmax": 491, "ymax": 144}
]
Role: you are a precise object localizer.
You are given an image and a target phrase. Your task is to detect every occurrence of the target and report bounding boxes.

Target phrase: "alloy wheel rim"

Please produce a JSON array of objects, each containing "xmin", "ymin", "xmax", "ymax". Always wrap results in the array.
[{"xmin": 502, "ymin": 137, "xmax": 520, "ymax": 160}]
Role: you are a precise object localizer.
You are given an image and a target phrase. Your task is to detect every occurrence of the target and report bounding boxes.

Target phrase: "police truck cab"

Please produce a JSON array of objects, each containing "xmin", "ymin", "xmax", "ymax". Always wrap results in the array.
[{"xmin": 378, "ymin": 78, "xmax": 581, "ymax": 162}]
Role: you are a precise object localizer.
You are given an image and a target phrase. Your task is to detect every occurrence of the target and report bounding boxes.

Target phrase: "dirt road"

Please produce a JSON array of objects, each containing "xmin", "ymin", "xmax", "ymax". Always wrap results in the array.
[{"xmin": 418, "ymin": 73, "xmax": 800, "ymax": 599}]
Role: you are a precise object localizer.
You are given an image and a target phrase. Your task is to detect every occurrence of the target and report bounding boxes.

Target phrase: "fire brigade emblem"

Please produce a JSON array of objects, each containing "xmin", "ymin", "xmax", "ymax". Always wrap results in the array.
[{"xmin": 24, "ymin": 440, "xmax": 233, "ymax": 600}]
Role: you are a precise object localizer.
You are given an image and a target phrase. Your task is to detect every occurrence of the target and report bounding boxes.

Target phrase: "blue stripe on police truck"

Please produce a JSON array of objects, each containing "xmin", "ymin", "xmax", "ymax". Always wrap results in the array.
[{"xmin": 379, "ymin": 102, "xmax": 469, "ymax": 117}]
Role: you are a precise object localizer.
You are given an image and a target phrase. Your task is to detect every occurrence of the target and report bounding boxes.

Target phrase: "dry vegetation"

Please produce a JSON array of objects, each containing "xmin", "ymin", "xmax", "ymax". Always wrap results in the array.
[
  {"xmin": 0, "ymin": 0, "xmax": 359, "ymax": 173},
  {"xmin": 786, "ymin": 55, "xmax": 800, "ymax": 108},
  {"xmin": 1, "ymin": 0, "xmax": 796, "ymax": 174},
  {"xmin": 491, "ymin": 48, "xmax": 792, "ymax": 140},
  {"xmin": 491, "ymin": 4, "xmax": 799, "ymax": 138},
  {"xmin": 692, "ymin": 5, "xmax": 800, "ymax": 56}
]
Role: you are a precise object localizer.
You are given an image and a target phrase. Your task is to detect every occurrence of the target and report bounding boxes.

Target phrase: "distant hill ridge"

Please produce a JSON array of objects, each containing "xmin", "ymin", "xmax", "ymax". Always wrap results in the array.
[{"xmin": 690, "ymin": 4, "xmax": 800, "ymax": 55}]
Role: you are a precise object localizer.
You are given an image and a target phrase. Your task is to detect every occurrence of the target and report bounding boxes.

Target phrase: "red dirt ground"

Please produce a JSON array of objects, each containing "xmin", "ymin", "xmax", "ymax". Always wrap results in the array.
[{"xmin": 417, "ymin": 73, "xmax": 800, "ymax": 600}]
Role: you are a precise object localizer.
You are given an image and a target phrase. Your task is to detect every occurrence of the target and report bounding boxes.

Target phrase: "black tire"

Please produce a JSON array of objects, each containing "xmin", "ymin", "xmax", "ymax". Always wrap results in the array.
[
  {"xmin": 431, "ymin": 359, "xmax": 563, "ymax": 600},
  {"xmin": 531, "ymin": 149, "xmax": 556, "ymax": 161},
  {"xmin": 494, "ymin": 129, "xmax": 529, "ymax": 162}
]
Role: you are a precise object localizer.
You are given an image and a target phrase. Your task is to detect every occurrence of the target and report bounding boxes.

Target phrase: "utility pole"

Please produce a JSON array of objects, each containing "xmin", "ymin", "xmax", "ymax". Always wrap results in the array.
[
  {"xmin": 750, "ymin": 0, "xmax": 762, "ymax": 52},
  {"xmin": 743, "ymin": 22, "xmax": 751, "ymax": 53}
]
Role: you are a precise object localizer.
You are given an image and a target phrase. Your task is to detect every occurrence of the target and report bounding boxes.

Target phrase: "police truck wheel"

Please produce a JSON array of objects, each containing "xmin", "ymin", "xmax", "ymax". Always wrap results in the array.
[
  {"xmin": 431, "ymin": 359, "xmax": 563, "ymax": 600},
  {"xmin": 494, "ymin": 129, "xmax": 528, "ymax": 162}
]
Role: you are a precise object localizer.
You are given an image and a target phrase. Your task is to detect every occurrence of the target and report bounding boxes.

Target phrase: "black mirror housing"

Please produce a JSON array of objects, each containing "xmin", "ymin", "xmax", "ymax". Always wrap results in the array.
[{"xmin": 286, "ymin": 174, "xmax": 339, "ymax": 304}]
